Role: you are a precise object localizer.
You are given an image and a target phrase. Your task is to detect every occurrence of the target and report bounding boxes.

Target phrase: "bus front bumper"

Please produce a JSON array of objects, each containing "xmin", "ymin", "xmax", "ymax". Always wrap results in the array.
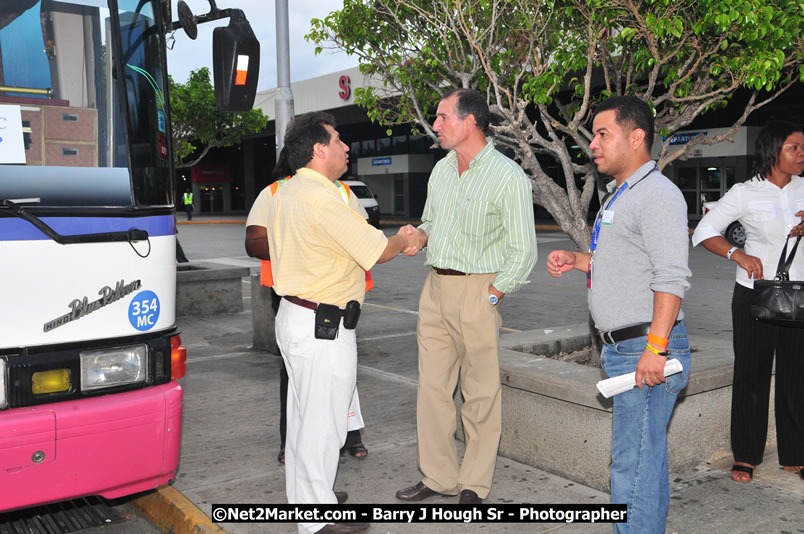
[{"xmin": 0, "ymin": 381, "xmax": 183, "ymax": 512}]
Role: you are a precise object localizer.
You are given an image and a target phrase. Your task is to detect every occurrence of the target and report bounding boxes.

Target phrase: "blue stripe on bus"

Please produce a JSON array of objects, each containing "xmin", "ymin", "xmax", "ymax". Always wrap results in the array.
[{"xmin": 0, "ymin": 215, "xmax": 176, "ymax": 241}]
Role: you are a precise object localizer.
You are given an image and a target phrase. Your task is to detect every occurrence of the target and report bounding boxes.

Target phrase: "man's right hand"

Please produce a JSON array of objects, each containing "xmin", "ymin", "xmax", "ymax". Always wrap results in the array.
[
  {"xmin": 546, "ymin": 250, "xmax": 577, "ymax": 278},
  {"xmin": 399, "ymin": 224, "xmax": 427, "ymax": 256},
  {"xmin": 731, "ymin": 249, "xmax": 763, "ymax": 280},
  {"xmin": 377, "ymin": 226, "xmax": 426, "ymax": 264}
]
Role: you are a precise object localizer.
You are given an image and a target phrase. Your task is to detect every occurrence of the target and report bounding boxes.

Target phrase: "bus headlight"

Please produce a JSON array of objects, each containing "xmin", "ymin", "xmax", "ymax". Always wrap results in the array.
[
  {"xmin": 0, "ymin": 358, "xmax": 7, "ymax": 409},
  {"xmin": 80, "ymin": 345, "xmax": 148, "ymax": 391}
]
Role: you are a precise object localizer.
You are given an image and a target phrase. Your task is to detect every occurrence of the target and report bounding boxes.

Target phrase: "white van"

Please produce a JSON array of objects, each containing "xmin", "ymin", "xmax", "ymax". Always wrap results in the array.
[{"xmin": 342, "ymin": 180, "xmax": 381, "ymax": 228}]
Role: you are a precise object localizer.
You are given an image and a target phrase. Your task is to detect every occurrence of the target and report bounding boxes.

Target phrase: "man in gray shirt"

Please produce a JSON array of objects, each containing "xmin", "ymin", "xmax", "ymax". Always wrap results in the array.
[{"xmin": 547, "ymin": 96, "xmax": 691, "ymax": 534}]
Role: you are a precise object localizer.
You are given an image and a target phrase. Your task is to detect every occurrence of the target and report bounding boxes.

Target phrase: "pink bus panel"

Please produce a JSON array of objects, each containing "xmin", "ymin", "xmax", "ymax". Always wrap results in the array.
[{"xmin": 0, "ymin": 382, "xmax": 183, "ymax": 512}]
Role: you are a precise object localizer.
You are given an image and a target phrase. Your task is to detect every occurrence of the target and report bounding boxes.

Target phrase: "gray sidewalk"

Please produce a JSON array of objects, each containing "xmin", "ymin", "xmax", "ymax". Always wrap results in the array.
[{"xmin": 172, "ymin": 298, "xmax": 803, "ymax": 534}]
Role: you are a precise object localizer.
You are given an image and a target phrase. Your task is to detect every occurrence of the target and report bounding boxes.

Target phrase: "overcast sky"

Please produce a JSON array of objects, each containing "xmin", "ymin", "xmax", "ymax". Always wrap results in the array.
[{"xmin": 166, "ymin": 0, "xmax": 357, "ymax": 90}]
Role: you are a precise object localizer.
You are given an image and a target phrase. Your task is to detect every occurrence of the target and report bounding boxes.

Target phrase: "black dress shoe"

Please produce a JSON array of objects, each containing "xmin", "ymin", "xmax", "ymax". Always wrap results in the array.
[
  {"xmin": 395, "ymin": 481, "xmax": 442, "ymax": 501},
  {"xmin": 458, "ymin": 490, "xmax": 483, "ymax": 504},
  {"xmin": 335, "ymin": 491, "xmax": 348, "ymax": 504},
  {"xmin": 317, "ymin": 522, "xmax": 370, "ymax": 533}
]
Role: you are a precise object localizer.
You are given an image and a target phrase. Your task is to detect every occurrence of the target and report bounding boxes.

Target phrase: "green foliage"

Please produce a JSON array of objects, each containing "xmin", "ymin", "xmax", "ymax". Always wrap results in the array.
[
  {"xmin": 169, "ymin": 67, "xmax": 269, "ymax": 168},
  {"xmin": 307, "ymin": 0, "xmax": 803, "ymax": 248}
]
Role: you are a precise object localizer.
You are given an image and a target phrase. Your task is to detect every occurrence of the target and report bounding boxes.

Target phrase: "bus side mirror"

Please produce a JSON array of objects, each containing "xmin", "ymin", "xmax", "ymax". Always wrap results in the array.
[{"xmin": 212, "ymin": 11, "xmax": 260, "ymax": 112}]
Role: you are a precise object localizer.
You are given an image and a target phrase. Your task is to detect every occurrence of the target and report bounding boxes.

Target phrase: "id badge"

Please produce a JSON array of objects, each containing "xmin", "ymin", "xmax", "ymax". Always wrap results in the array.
[
  {"xmin": 601, "ymin": 210, "xmax": 615, "ymax": 226},
  {"xmin": 587, "ymin": 262, "xmax": 592, "ymax": 290}
]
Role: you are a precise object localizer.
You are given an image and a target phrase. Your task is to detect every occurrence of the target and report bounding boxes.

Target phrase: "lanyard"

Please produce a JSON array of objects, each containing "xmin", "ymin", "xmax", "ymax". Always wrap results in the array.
[
  {"xmin": 589, "ymin": 164, "xmax": 658, "ymax": 253},
  {"xmin": 589, "ymin": 182, "xmax": 627, "ymax": 253}
]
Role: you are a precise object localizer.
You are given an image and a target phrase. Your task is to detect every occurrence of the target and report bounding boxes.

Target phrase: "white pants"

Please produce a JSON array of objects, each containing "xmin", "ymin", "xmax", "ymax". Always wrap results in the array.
[
  {"xmin": 347, "ymin": 388, "xmax": 364, "ymax": 432},
  {"xmin": 275, "ymin": 299, "xmax": 357, "ymax": 534}
]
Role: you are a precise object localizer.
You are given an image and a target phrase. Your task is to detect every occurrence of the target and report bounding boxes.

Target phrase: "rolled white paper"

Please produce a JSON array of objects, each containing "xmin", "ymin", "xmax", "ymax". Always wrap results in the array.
[{"xmin": 596, "ymin": 358, "xmax": 683, "ymax": 398}]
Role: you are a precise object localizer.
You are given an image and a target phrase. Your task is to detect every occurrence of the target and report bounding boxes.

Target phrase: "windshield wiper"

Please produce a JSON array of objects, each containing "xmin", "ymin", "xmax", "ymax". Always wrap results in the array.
[{"xmin": 1, "ymin": 199, "xmax": 148, "ymax": 244}]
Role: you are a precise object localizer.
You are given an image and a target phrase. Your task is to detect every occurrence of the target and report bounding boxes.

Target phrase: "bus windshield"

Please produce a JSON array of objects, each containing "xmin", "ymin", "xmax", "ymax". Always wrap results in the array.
[{"xmin": 0, "ymin": 0, "xmax": 172, "ymax": 208}]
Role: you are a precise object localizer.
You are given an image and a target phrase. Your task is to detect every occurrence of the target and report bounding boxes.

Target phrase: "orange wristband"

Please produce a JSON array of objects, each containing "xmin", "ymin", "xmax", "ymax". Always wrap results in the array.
[{"xmin": 647, "ymin": 333, "xmax": 668, "ymax": 348}]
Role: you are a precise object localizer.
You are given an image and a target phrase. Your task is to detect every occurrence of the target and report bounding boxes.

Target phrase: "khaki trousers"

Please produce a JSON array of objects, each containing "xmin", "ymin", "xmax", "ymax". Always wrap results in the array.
[{"xmin": 416, "ymin": 270, "xmax": 502, "ymax": 499}]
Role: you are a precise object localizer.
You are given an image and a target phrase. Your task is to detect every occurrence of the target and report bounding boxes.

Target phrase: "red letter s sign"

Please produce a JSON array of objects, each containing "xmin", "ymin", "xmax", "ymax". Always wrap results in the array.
[{"xmin": 338, "ymin": 75, "xmax": 351, "ymax": 100}]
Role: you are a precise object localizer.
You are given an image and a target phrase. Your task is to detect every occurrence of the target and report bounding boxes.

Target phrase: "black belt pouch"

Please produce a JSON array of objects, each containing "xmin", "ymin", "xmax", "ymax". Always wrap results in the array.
[
  {"xmin": 343, "ymin": 300, "xmax": 361, "ymax": 329},
  {"xmin": 315, "ymin": 303, "xmax": 341, "ymax": 340}
]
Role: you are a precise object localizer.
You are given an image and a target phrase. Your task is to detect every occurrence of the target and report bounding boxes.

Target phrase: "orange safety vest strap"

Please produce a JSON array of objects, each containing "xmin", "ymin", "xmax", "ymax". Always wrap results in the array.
[
  {"xmin": 365, "ymin": 271, "xmax": 374, "ymax": 292},
  {"xmin": 260, "ymin": 260, "xmax": 274, "ymax": 287},
  {"xmin": 268, "ymin": 178, "xmax": 289, "ymax": 195},
  {"xmin": 337, "ymin": 180, "xmax": 351, "ymax": 201},
  {"xmin": 258, "ymin": 179, "xmax": 288, "ymax": 287}
]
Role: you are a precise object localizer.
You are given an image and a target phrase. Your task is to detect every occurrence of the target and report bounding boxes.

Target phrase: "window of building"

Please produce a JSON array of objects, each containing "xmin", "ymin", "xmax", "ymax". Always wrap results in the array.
[
  {"xmin": 361, "ymin": 139, "xmax": 377, "ymax": 156},
  {"xmin": 394, "ymin": 175, "xmax": 406, "ymax": 214},
  {"xmin": 726, "ymin": 166, "xmax": 736, "ymax": 188},
  {"xmin": 391, "ymin": 135, "xmax": 408, "ymax": 154},
  {"xmin": 377, "ymin": 136, "xmax": 392, "ymax": 154},
  {"xmin": 409, "ymin": 135, "xmax": 432, "ymax": 153}
]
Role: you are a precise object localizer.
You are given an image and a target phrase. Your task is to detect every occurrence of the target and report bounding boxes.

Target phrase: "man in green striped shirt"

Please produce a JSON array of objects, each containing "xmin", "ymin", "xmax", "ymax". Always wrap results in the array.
[{"xmin": 395, "ymin": 89, "xmax": 537, "ymax": 505}]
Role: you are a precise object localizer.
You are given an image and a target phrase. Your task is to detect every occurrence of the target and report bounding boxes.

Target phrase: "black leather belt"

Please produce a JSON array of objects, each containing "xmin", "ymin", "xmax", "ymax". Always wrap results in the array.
[
  {"xmin": 598, "ymin": 321, "xmax": 680, "ymax": 345},
  {"xmin": 284, "ymin": 296, "xmax": 344, "ymax": 316},
  {"xmin": 433, "ymin": 267, "xmax": 470, "ymax": 276}
]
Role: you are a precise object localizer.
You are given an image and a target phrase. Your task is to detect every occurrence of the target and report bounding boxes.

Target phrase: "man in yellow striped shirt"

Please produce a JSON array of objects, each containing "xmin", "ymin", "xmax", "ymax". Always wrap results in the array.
[
  {"xmin": 266, "ymin": 112, "xmax": 424, "ymax": 534},
  {"xmin": 245, "ymin": 152, "xmax": 370, "ymax": 466},
  {"xmin": 396, "ymin": 89, "xmax": 537, "ymax": 505}
]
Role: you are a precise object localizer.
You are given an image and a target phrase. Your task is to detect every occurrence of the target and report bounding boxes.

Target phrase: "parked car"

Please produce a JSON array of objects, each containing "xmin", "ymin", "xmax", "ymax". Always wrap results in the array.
[
  {"xmin": 342, "ymin": 180, "xmax": 381, "ymax": 228},
  {"xmin": 702, "ymin": 201, "xmax": 746, "ymax": 247}
]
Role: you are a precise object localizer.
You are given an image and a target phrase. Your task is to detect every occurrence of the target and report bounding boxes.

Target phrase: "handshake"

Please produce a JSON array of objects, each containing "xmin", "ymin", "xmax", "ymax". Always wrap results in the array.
[{"xmin": 397, "ymin": 224, "xmax": 427, "ymax": 256}]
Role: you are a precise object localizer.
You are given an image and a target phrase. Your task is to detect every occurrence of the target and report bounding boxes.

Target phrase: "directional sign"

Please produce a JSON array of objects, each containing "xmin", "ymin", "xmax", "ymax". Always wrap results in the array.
[{"xmin": 0, "ymin": 104, "xmax": 25, "ymax": 164}]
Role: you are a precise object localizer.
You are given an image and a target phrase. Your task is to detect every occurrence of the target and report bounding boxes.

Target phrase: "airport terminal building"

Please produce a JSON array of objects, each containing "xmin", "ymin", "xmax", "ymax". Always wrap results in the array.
[
  {"xmin": 181, "ymin": 66, "xmax": 444, "ymax": 219},
  {"xmin": 182, "ymin": 66, "xmax": 802, "ymax": 222}
]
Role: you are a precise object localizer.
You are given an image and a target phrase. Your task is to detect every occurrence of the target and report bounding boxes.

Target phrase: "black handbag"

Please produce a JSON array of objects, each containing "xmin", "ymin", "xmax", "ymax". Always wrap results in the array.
[{"xmin": 750, "ymin": 234, "xmax": 803, "ymax": 327}]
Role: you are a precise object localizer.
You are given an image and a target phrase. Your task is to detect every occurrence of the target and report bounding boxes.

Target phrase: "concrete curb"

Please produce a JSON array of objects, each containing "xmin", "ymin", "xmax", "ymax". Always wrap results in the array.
[{"xmin": 132, "ymin": 485, "xmax": 228, "ymax": 534}]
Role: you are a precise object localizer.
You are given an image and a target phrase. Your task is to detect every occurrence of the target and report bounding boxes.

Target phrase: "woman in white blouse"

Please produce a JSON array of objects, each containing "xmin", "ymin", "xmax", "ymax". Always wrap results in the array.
[{"xmin": 692, "ymin": 120, "xmax": 804, "ymax": 484}]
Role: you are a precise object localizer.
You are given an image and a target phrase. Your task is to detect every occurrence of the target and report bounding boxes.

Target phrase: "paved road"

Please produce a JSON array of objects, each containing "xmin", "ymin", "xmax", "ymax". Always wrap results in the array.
[
  {"xmin": 177, "ymin": 220, "xmax": 737, "ymax": 338},
  {"xmin": 0, "ymin": 221, "xmax": 777, "ymax": 534},
  {"xmin": 172, "ymin": 220, "xmax": 804, "ymax": 534}
]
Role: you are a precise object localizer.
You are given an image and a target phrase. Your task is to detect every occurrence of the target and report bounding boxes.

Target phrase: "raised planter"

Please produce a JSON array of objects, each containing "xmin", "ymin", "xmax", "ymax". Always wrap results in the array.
[
  {"xmin": 492, "ymin": 324, "xmax": 773, "ymax": 492},
  {"xmin": 176, "ymin": 262, "xmax": 249, "ymax": 316}
]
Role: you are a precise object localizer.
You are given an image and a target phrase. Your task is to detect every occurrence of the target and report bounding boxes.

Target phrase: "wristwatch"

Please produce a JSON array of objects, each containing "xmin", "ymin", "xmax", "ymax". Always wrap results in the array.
[
  {"xmin": 727, "ymin": 246, "xmax": 738, "ymax": 261},
  {"xmin": 488, "ymin": 294, "xmax": 499, "ymax": 305}
]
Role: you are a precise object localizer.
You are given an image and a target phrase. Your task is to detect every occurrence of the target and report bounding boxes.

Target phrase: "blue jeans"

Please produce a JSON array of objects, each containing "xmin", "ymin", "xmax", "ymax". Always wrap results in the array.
[{"xmin": 601, "ymin": 322, "xmax": 690, "ymax": 534}]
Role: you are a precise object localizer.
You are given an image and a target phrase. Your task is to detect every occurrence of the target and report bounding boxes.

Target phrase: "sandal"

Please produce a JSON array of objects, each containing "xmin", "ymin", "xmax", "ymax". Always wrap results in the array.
[
  {"xmin": 731, "ymin": 463, "xmax": 754, "ymax": 483},
  {"xmin": 782, "ymin": 466, "xmax": 804, "ymax": 480},
  {"xmin": 340, "ymin": 442, "xmax": 368, "ymax": 459},
  {"xmin": 277, "ymin": 447, "xmax": 285, "ymax": 465}
]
